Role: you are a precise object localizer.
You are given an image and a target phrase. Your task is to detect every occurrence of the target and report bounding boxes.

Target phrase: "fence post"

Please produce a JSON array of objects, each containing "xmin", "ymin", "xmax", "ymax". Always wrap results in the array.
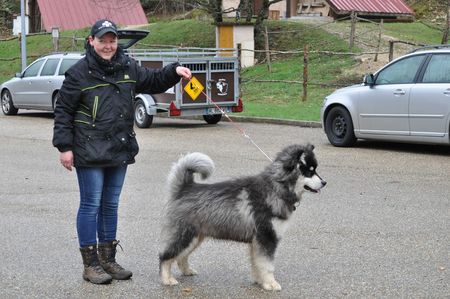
[
  {"xmin": 374, "ymin": 19, "xmax": 383, "ymax": 62},
  {"xmin": 264, "ymin": 26, "xmax": 272, "ymax": 73},
  {"xmin": 52, "ymin": 27, "xmax": 59, "ymax": 52},
  {"xmin": 237, "ymin": 43, "xmax": 242, "ymax": 96},
  {"xmin": 302, "ymin": 44, "xmax": 308, "ymax": 102},
  {"xmin": 349, "ymin": 11, "xmax": 357, "ymax": 51},
  {"xmin": 389, "ymin": 40, "xmax": 394, "ymax": 62},
  {"xmin": 237, "ymin": 43, "xmax": 242, "ymax": 73},
  {"xmin": 72, "ymin": 33, "xmax": 77, "ymax": 51}
]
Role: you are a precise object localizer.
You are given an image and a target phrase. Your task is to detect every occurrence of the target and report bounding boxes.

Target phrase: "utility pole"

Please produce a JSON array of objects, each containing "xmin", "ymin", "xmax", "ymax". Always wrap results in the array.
[{"xmin": 20, "ymin": 0, "xmax": 27, "ymax": 71}]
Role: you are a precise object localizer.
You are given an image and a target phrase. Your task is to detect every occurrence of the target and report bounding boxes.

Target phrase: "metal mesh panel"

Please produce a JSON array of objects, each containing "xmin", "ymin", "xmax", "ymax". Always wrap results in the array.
[
  {"xmin": 211, "ymin": 62, "xmax": 235, "ymax": 71},
  {"xmin": 182, "ymin": 63, "xmax": 206, "ymax": 72}
]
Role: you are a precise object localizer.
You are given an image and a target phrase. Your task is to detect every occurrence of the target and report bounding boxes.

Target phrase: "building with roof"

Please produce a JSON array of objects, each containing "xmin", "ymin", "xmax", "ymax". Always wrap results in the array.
[
  {"xmin": 223, "ymin": 0, "xmax": 414, "ymax": 21},
  {"xmin": 325, "ymin": 0, "xmax": 414, "ymax": 20},
  {"xmin": 27, "ymin": 0, "xmax": 148, "ymax": 33}
]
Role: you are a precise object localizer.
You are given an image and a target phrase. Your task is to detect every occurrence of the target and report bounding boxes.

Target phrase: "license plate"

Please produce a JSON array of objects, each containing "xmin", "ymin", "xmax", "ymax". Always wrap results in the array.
[{"xmin": 205, "ymin": 107, "xmax": 230, "ymax": 114}]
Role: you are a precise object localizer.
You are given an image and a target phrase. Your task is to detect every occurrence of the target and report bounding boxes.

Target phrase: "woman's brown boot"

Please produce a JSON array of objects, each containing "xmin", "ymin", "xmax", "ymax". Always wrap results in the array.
[
  {"xmin": 98, "ymin": 240, "xmax": 133, "ymax": 280},
  {"xmin": 80, "ymin": 245, "xmax": 113, "ymax": 284}
]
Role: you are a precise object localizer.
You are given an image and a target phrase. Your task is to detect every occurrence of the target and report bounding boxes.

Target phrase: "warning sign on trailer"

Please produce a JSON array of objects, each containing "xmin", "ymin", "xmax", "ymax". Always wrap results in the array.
[{"xmin": 184, "ymin": 76, "xmax": 204, "ymax": 101}]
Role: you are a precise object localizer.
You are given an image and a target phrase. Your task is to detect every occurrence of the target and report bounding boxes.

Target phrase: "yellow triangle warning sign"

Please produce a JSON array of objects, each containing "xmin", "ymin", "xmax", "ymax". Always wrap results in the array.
[{"xmin": 184, "ymin": 76, "xmax": 204, "ymax": 101}]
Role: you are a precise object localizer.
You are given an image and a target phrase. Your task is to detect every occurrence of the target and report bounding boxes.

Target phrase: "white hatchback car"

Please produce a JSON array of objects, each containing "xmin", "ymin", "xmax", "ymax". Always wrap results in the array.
[
  {"xmin": 321, "ymin": 45, "xmax": 450, "ymax": 147},
  {"xmin": 1, "ymin": 52, "xmax": 83, "ymax": 114},
  {"xmin": 0, "ymin": 30, "xmax": 147, "ymax": 116}
]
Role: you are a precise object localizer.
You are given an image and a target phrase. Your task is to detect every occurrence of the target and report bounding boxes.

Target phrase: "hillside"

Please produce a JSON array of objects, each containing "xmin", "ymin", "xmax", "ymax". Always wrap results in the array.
[
  {"xmin": 406, "ymin": 0, "xmax": 448, "ymax": 23},
  {"xmin": 0, "ymin": 18, "xmax": 445, "ymax": 121}
]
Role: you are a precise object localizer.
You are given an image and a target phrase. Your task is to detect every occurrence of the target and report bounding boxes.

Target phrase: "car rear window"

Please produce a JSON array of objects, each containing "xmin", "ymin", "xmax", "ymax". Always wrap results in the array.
[
  {"xmin": 422, "ymin": 54, "xmax": 450, "ymax": 83},
  {"xmin": 40, "ymin": 58, "xmax": 60, "ymax": 76},
  {"xmin": 58, "ymin": 58, "xmax": 79, "ymax": 75}
]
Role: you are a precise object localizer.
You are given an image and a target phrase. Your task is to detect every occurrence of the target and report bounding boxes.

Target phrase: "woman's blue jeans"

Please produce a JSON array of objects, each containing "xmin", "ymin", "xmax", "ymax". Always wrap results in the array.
[{"xmin": 75, "ymin": 165, "xmax": 127, "ymax": 247}]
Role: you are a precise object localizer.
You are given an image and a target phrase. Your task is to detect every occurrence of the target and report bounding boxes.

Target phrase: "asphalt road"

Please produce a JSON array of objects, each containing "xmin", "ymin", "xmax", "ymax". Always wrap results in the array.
[{"xmin": 0, "ymin": 112, "xmax": 449, "ymax": 299}]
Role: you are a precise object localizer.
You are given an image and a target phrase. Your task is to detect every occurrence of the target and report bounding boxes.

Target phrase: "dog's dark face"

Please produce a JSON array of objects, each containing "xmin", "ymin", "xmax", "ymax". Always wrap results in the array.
[
  {"xmin": 297, "ymin": 144, "xmax": 326, "ymax": 193},
  {"xmin": 274, "ymin": 144, "xmax": 326, "ymax": 193}
]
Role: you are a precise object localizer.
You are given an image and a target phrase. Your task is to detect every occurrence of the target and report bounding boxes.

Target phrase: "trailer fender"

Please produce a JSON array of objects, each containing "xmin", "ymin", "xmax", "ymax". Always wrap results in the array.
[{"xmin": 135, "ymin": 93, "xmax": 157, "ymax": 116}]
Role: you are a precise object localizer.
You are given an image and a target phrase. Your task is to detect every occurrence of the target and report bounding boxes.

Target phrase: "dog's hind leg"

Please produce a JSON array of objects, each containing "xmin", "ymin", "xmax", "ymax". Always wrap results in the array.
[
  {"xmin": 177, "ymin": 235, "xmax": 204, "ymax": 276},
  {"xmin": 159, "ymin": 225, "xmax": 199, "ymax": 285},
  {"xmin": 160, "ymin": 259, "xmax": 178, "ymax": 285},
  {"xmin": 250, "ymin": 231, "xmax": 281, "ymax": 291}
]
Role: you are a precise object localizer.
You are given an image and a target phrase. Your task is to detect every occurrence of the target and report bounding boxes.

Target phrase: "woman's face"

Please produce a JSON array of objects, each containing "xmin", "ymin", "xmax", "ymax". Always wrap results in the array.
[{"xmin": 89, "ymin": 32, "xmax": 118, "ymax": 61}]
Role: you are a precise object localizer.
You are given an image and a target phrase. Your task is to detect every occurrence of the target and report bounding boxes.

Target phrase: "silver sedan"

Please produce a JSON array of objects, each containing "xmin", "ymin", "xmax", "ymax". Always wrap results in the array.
[
  {"xmin": 321, "ymin": 46, "xmax": 450, "ymax": 146},
  {"xmin": 1, "ymin": 53, "xmax": 83, "ymax": 115}
]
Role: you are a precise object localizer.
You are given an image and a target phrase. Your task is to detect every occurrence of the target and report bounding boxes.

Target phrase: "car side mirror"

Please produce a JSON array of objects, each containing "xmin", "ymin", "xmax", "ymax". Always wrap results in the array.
[
  {"xmin": 363, "ymin": 74, "xmax": 375, "ymax": 86},
  {"xmin": 15, "ymin": 72, "xmax": 22, "ymax": 78}
]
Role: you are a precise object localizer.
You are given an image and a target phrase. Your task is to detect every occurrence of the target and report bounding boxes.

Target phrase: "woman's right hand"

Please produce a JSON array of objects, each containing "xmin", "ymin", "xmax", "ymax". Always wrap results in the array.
[{"xmin": 60, "ymin": 151, "xmax": 74, "ymax": 171}]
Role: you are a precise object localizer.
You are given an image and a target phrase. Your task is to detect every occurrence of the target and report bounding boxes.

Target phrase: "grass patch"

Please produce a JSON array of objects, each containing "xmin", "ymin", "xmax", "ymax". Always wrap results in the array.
[
  {"xmin": 240, "ymin": 20, "xmax": 359, "ymax": 121},
  {"xmin": 136, "ymin": 20, "xmax": 216, "ymax": 48}
]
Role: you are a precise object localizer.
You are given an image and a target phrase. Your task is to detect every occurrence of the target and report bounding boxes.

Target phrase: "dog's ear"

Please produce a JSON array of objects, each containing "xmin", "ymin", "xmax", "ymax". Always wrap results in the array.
[
  {"xmin": 299, "ymin": 151, "xmax": 306, "ymax": 166},
  {"xmin": 298, "ymin": 144, "xmax": 315, "ymax": 166}
]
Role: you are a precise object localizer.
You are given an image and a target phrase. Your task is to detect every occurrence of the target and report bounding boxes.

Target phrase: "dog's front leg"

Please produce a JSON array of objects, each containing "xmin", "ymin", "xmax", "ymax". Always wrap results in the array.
[
  {"xmin": 250, "ymin": 236, "xmax": 281, "ymax": 291},
  {"xmin": 249, "ymin": 243, "xmax": 262, "ymax": 285}
]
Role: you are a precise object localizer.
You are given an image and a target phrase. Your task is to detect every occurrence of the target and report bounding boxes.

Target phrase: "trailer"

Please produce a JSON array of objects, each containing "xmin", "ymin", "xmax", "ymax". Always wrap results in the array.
[{"xmin": 126, "ymin": 47, "xmax": 244, "ymax": 128}]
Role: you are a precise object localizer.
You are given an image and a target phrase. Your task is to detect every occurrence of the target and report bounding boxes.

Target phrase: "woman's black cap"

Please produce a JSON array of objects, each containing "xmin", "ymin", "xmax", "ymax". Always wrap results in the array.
[{"xmin": 90, "ymin": 19, "xmax": 118, "ymax": 38}]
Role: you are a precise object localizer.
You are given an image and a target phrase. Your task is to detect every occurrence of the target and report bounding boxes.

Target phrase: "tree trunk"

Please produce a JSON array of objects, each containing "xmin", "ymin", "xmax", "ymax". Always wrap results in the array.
[
  {"xmin": 214, "ymin": 0, "xmax": 223, "ymax": 23},
  {"xmin": 442, "ymin": 0, "xmax": 450, "ymax": 44}
]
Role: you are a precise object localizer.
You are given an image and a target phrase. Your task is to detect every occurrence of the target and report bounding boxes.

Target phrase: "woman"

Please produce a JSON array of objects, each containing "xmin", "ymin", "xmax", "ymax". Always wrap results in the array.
[{"xmin": 52, "ymin": 19, "xmax": 191, "ymax": 284}]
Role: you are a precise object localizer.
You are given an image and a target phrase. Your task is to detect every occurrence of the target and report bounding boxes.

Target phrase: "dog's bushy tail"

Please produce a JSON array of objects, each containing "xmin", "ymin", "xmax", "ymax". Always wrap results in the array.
[{"xmin": 167, "ymin": 152, "xmax": 214, "ymax": 198}]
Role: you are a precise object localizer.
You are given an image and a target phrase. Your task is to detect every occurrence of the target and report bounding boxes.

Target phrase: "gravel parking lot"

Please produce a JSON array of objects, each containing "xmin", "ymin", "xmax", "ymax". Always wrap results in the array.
[{"xmin": 0, "ymin": 112, "xmax": 449, "ymax": 298}]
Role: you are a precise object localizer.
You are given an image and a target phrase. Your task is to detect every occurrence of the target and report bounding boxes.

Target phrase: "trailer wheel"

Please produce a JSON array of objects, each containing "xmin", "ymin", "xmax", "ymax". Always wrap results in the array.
[
  {"xmin": 203, "ymin": 114, "xmax": 222, "ymax": 125},
  {"xmin": 134, "ymin": 99, "xmax": 153, "ymax": 128}
]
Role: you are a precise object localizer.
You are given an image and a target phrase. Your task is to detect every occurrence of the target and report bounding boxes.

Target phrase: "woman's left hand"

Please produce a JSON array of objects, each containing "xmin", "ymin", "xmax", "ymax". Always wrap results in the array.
[{"xmin": 176, "ymin": 66, "xmax": 192, "ymax": 80}]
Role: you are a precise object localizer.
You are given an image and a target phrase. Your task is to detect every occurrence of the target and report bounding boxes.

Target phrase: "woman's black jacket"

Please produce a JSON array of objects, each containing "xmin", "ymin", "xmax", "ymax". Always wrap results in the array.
[{"xmin": 52, "ymin": 48, "xmax": 181, "ymax": 167}]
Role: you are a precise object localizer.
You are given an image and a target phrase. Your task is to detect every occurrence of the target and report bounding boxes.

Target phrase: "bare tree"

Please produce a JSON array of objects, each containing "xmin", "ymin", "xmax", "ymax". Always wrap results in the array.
[
  {"xmin": 142, "ymin": 1, "xmax": 195, "ymax": 16},
  {"xmin": 187, "ymin": 0, "xmax": 284, "ymax": 51},
  {"xmin": 254, "ymin": 0, "xmax": 283, "ymax": 47},
  {"xmin": 237, "ymin": 0, "xmax": 253, "ymax": 22},
  {"xmin": 191, "ymin": 0, "xmax": 224, "ymax": 23}
]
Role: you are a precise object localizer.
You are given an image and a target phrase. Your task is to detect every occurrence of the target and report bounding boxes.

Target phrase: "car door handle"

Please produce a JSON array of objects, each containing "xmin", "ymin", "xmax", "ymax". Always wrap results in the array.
[
  {"xmin": 444, "ymin": 89, "xmax": 450, "ymax": 96},
  {"xmin": 393, "ymin": 89, "xmax": 406, "ymax": 96}
]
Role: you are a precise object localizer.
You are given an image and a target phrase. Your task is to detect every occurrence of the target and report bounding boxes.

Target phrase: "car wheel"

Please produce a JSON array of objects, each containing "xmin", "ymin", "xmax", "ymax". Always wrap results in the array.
[
  {"xmin": 1, "ymin": 89, "xmax": 18, "ymax": 115},
  {"xmin": 325, "ymin": 106, "xmax": 357, "ymax": 147},
  {"xmin": 134, "ymin": 99, "xmax": 153, "ymax": 128},
  {"xmin": 203, "ymin": 114, "xmax": 222, "ymax": 124}
]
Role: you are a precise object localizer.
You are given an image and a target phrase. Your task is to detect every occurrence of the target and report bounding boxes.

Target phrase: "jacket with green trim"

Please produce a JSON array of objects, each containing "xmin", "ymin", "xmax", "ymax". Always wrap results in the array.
[{"xmin": 52, "ymin": 47, "xmax": 181, "ymax": 167}]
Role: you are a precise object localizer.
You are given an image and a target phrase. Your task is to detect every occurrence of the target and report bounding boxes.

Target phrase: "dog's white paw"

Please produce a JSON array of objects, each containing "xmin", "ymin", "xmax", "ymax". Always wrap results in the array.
[
  {"xmin": 161, "ymin": 277, "xmax": 179, "ymax": 286},
  {"xmin": 182, "ymin": 268, "xmax": 198, "ymax": 276},
  {"xmin": 262, "ymin": 280, "xmax": 282, "ymax": 291}
]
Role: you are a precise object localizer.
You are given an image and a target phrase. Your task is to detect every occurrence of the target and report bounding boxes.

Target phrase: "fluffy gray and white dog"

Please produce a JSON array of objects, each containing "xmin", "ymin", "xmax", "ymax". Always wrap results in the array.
[{"xmin": 159, "ymin": 144, "xmax": 326, "ymax": 291}]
